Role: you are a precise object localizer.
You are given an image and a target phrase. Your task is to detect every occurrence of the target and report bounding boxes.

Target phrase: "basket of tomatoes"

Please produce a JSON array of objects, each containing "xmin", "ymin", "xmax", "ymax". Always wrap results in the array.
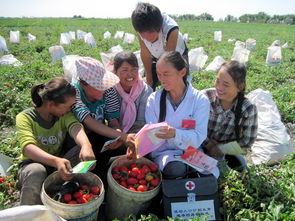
[
  {"xmin": 41, "ymin": 171, "xmax": 104, "ymax": 221},
  {"xmin": 105, "ymin": 155, "xmax": 162, "ymax": 220}
]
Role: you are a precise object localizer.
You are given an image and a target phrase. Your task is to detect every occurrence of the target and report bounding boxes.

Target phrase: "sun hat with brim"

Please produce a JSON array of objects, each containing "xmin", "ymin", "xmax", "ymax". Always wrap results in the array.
[{"xmin": 75, "ymin": 56, "xmax": 119, "ymax": 91}]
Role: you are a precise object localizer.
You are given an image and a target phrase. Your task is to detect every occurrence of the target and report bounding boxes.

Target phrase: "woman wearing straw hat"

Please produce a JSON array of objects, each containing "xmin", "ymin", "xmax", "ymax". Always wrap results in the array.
[{"xmin": 71, "ymin": 57, "xmax": 135, "ymax": 179}]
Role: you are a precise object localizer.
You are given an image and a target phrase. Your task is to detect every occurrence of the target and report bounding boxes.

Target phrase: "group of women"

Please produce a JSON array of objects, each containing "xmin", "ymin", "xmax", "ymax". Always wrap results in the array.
[{"xmin": 15, "ymin": 2, "xmax": 258, "ymax": 206}]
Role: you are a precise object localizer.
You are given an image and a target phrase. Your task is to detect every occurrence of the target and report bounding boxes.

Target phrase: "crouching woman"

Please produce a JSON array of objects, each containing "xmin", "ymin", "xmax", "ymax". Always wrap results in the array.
[{"xmin": 16, "ymin": 77, "xmax": 95, "ymax": 205}]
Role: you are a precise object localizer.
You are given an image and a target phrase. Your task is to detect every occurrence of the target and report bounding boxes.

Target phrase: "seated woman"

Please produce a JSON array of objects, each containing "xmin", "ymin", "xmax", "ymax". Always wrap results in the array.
[
  {"xmin": 16, "ymin": 77, "xmax": 95, "ymax": 205},
  {"xmin": 113, "ymin": 51, "xmax": 153, "ymax": 133},
  {"xmin": 145, "ymin": 51, "xmax": 210, "ymax": 179},
  {"xmin": 201, "ymin": 60, "xmax": 258, "ymax": 171},
  {"xmin": 71, "ymin": 57, "xmax": 135, "ymax": 178}
]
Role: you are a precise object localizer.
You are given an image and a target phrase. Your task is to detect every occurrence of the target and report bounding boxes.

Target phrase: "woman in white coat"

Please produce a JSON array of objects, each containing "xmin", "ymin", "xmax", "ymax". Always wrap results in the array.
[{"xmin": 145, "ymin": 51, "xmax": 210, "ymax": 179}]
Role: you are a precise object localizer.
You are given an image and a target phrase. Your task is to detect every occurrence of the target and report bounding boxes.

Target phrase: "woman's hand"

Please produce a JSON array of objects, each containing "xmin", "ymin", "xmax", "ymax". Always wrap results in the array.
[
  {"xmin": 79, "ymin": 144, "xmax": 95, "ymax": 161},
  {"xmin": 55, "ymin": 157, "xmax": 74, "ymax": 181},
  {"xmin": 205, "ymin": 140, "xmax": 224, "ymax": 158},
  {"xmin": 126, "ymin": 145, "xmax": 137, "ymax": 160},
  {"xmin": 155, "ymin": 125, "xmax": 176, "ymax": 140},
  {"xmin": 121, "ymin": 133, "xmax": 135, "ymax": 148}
]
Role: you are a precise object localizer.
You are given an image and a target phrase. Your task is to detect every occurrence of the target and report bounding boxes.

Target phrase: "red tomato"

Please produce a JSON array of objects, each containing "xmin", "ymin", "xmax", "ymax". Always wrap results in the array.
[
  {"xmin": 120, "ymin": 176, "xmax": 127, "ymax": 181},
  {"xmin": 80, "ymin": 185, "xmax": 88, "ymax": 190},
  {"xmin": 68, "ymin": 200, "xmax": 78, "ymax": 204},
  {"xmin": 63, "ymin": 193, "xmax": 72, "ymax": 202},
  {"xmin": 112, "ymin": 167, "xmax": 120, "ymax": 173},
  {"xmin": 128, "ymin": 186, "xmax": 136, "ymax": 191},
  {"xmin": 137, "ymin": 173, "xmax": 145, "ymax": 180},
  {"xmin": 139, "ymin": 179, "xmax": 147, "ymax": 185},
  {"xmin": 0, "ymin": 177, "xmax": 5, "ymax": 183},
  {"xmin": 120, "ymin": 181, "xmax": 128, "ymax": 188},
  {"xmin": 127, "ymin": 177, "xmax": 138, "ymax": 185},
  {"xmin": 130, "ymin": 163, "xmax": 137, "ymax": 169},
  {"xmin": 150, "ymin": 164, "xmax": 159, "ymax": 172},
  {"xmin": 141, "ymin": 165, "xmax": 151, "ymax": 174},
  {"xmin": 120, "ymin": 166, "xmax": 129, "ymax": 173},
  {"xmin": 129, "ymin": 171, "xmax": 138, "ymax": 178},
  {"xmin": 73, "ymin": 190, "xmax": 83, "ymax": 199},
  {"xmin": 76, "ymin": 197, "xmax": 87, "ymax": 204},
  {"xmin": 150, "ymin": 178, "xmax": 160, "ymax": 187},
  {"xmin": 137, "ymin": 185, "xmax": 148, "ymax": 192},
  {"xmin": 90, "ymin": 186, "xmax": 100, "ymax": 195},
  {"xmin": 131, "ymin": 167, "xmax": 140, "ymax": 173},
  {"xmin": 112, "ymin": 173, "xmax": 121, "ymax": 180}
]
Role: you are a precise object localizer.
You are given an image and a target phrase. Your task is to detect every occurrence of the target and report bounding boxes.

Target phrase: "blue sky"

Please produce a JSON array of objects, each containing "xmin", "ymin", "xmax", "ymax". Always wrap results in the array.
[{"xmin": 0, "ymin": 0, "xmax": 294, "ymax": 20}]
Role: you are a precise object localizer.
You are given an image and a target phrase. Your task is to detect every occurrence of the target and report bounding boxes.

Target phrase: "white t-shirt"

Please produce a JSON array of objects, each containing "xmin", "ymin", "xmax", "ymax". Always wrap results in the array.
[{"xmin": 141, "ymin": 13, "xmax": 186, "ymax": 59}]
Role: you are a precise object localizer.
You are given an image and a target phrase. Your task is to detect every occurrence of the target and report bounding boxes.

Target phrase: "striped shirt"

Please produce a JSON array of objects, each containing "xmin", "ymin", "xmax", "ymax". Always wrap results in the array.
[
  {"xmin": 71, "ymin": 82, "xmax": 120, "ymax": 123},
  {"xmin": 202, "ymin": 88, "xmax": 258, "ymax": 148}
]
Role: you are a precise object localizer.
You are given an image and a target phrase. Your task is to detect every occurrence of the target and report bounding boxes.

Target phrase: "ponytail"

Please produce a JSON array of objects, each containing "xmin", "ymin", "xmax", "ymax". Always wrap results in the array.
[
  {"xmin": 234, "ymin": 92, "xmax": 245, "ymax": 141},
  {"xmin": 31, "ymin": 84, "xmax": 45, "ymax": 107}
]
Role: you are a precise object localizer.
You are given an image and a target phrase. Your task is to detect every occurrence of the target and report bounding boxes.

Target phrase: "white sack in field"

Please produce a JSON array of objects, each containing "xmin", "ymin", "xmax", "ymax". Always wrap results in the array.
[
  {"xmin": 109, "ymin": 45, "xmax": 123, "ymax": 54},
  {"xmin": 235, "ymin": 40, "xmax": 245, "ymax": 48},
  {"xmin": 62, "ymin": 55, "xmax": 80, "ymax": 83},
  {"xmin": 0, "ymin": 54, "xmax": 22, "ymax": 67},
  {"xmin": 114, "ymin": 31, "xmax": 124, "ymax": 39},
  {"xmin": 100, "ymin": 52, "xmax": 116, "ymax": 72},
  {"xmin": 0, "ymin": 205, "xmax": 65, "ymax": 221},
  {"xmin": 247, "ymin": 89, "xmax": 294, "ymax": 165},
  {"xmin": 214, "ymin": 31, "xmax": 222, "ymax": 42},
  {"xmin": 76, "ymin": 30, "xmax": 87, "ymax": 40},
  {"xmin": 134, "ymin": 50, "xmax": 144, "ymax": 76},
  {"xmin": 271, "ymin": 40, "xmax": 280, "ymax": 46},
  {"xmin": 188, "ymin": 47, "xmax": 208, "ymax": 72},
  {"xmin": 84, "ymin": 32, "xmax": 96, "ymax": 47},
  {"xmin": 60, "ymin": 33, "xmax": 71, "ymax": 46},
  {"xmin": 103, "ymin": 31, "xmax": 111, "ymax": 39},
  {"xmin": 68, "ymin": 31, "xmax": 76, "ymax": 40},
  {"xmin": 246, "ymin": 38, "xmax": 256, "ymax": 51},
  {"xmin": 282, "ymin": 42, "xmax": 288, "ymax": 48},
  {"xmin": 231, "ymin": 45, "xmax": 250, "ymax": 65},
  {"xmin": 124, "ymin": 33, "xmax": 135, "ymax": 44},
  {"xmin": 0, "ymin": 36, "xmax": 8, "ymax": 54},
  {"xmin": 205, "ymin": 56, "xmax": 225, "ymax": 72},
  {"xmin": 28, "ymin": 33, "xmax": 36, "ymax": 42},
  {"xmin": 0, "ymin": 154, "xmax": 14, "ymax": 176},
  {"xmin": 10, "ymin": 30, "xmax": 20, "ymax": 44},
  {"xmin": 49, "ymin": 45, "xmax": 66, "ymax": 62},
  {"xmin": 183, "ymin": 33, "xmax": 188, "ymax": 42},
  {"xmin": 266, "ymin": 46, "xmax": 282, "ymax": 66}
]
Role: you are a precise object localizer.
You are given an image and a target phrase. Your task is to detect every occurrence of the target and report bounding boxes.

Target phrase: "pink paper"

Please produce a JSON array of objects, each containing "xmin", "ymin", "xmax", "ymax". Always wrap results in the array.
[
  {"xmin": 181, "ymin": 146, "xmax": 217, "ymax": 172},
  {"xmin": 135, "ymin": 122, "xmax": 168, "ymax": 158}
]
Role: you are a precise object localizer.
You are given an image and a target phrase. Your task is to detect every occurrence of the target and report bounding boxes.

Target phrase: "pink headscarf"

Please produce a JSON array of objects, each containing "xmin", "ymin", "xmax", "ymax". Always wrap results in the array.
[{"xmin": 115, "ymin": 76, "xmax": 145, "ymax": 133}]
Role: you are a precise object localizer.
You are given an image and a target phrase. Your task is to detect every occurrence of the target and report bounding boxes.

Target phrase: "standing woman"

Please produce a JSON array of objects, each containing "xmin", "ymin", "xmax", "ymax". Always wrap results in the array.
[
  {"xmin": 145, "ymin": 51, "xmax": 210, "ymax": 179},
  {"xmin": 113, "ymin": 51, "xmax": 153, "ymax": 133},
  {"xmin": 16, "ymin": 77, "xmax": 95, "ymax": 205},
  {"xmin": 202, "ymin": 60, "xmax": 258, "ymax": 169}
]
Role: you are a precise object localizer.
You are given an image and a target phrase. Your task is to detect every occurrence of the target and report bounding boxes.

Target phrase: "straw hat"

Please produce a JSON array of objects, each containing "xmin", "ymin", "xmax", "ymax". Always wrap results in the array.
[{"xmin": 76, "ymin": 57, "xmax": 119, "ymax": 91}]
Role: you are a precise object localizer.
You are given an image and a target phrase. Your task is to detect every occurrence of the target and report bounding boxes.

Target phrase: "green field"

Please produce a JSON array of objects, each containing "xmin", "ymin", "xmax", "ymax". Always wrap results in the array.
[{"xmin": 0, "ymin": 18, "xmax": 294, "ymax": 220}]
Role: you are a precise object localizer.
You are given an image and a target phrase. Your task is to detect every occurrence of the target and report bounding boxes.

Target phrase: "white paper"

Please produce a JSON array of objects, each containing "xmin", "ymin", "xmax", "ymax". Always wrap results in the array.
[
  {"xmin": 217, "ymin": 141, "xmax": 244, "ymax": 155},
  {"xmin": 171, "ymin": 200, "xmax": 216, "ymax": 220},
  {"xmin": 100, "ymin": 136, "xmax": 121, "ymax": 152}
]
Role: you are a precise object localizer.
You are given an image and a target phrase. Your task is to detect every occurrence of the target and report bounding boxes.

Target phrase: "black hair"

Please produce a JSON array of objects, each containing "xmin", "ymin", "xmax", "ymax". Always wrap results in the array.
[
  {"xmin": 218, "ymin": 60, "xmax": 246, "ymax": 92},
  {"xmin": 113, "ymin": 51, "xmax": 139, "ymax": 71},
  {"xmin": 158, "ymin": 51, "xmax": 188, "ymax": 122},
  {"xmin": 31, "ymin": 77, "xmax": 76, "ymax": 108},
  {"xmin": 158, "ymin": 51, "xmax": 188, "ymax": 83},
  {"xmin": 218, "ymin": 60, "xmax": 247, "ymax": 141},
  {"xmin": 131, "ymin": 2, "xmax": 163, "ymax": 33}
]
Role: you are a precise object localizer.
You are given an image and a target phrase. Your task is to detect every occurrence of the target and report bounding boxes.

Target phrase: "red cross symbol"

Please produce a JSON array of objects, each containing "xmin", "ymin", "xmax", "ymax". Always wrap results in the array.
[{"xmin": 185, "ymin": 181, "xmax": 195, "ymax": 191}]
